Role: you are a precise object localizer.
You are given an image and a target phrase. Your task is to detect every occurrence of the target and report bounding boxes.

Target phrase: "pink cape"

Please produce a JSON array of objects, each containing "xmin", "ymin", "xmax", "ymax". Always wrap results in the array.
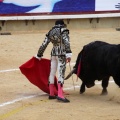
[{"xmin": 19, "ymin": 57, "xmax": 58, "ymax": 95}]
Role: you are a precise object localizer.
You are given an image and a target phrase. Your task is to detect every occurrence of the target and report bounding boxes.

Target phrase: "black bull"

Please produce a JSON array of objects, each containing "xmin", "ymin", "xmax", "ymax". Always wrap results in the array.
[{"xmin": 65, "ymin": 41, "xmax": 120, "ymax": 95}]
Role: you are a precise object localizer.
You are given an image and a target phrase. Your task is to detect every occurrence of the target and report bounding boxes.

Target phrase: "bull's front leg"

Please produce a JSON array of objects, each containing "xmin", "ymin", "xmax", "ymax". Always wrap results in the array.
[
  {"xmin": 101, "ymin": 76, "xmax": 109, "ymax": 95},
  {"xmin": 80, "ymin": 82, "xmax": 86, "ymax": 94}
]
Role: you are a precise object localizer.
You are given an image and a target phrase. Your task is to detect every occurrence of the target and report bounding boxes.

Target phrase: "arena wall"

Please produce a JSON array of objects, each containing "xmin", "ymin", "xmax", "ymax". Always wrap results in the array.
[
  {"xmin": 0, "ymin": 17, "xmax": 120, "ymax": 33},
  {"xmin": 0, "ymin": 0, "xmax": 120, "ymax": 33}
]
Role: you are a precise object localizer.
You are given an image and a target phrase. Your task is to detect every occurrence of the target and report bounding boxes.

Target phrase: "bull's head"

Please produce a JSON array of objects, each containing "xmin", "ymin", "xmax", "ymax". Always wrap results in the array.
[{"xmin": 65, "ymin": 67, "xmax": 95, "ymax": 88}]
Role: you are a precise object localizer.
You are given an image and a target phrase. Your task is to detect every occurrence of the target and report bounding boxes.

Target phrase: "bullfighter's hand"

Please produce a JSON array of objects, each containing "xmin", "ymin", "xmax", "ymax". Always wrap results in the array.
[
  {"xmin": 34, "ymin": 54, "xmax": 41, "ymax": 61},
  {"xmin": 66, "ymin": 57, "xmax": 71, "ymax": 63}
]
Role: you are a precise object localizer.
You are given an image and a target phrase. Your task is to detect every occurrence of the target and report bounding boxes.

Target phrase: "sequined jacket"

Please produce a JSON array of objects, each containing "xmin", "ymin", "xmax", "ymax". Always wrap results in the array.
[{"xmin": 37, "ymin": 25, "xmax": 72, "ymax": 58}]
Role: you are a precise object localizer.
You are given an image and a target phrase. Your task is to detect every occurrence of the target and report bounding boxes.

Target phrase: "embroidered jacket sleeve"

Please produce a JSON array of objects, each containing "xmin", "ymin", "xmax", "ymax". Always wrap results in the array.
[
  {"xmin": 37, "ymin": 34, "xmax": 50, "ymax": 57},
  {"xmin": 61, "ymin": 28, "xmax": 72, "ymax": 58}
]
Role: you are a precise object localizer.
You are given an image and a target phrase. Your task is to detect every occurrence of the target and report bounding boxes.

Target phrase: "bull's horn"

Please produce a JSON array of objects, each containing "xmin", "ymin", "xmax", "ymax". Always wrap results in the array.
[{"xmin": 64, "ymin": 68, "xmax": 76, "ymax": 80}]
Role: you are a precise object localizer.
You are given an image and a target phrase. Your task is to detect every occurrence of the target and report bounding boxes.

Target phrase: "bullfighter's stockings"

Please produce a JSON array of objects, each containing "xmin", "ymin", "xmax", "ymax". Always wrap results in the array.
[
  {"xmin": 57, "ymin": 83, "xmax": 64, "ymax": 98},
  {"xmin": 57, "ymin": 83, "xmax": 70, "ymax": 103},
  {"xmin": 49, "ymin": 84, "xmax": 56, "ymax": 99}
]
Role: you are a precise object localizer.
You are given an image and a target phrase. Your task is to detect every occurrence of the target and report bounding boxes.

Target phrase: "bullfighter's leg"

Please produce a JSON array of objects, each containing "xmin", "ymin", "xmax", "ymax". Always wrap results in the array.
[
  {"xmin": 80, "ymin": 82, "xmax": 86, "ymax": 94},
  {"xmin": 49, "ymin": 56, "xmax": 58, "ymax": 99},
  {"xmin": 57, "ymin": 55, "xmax": 70, "ymax": 103},
  {"xmin": 101, "ymin": 76, "xmax": 109, "ymax": 95}
]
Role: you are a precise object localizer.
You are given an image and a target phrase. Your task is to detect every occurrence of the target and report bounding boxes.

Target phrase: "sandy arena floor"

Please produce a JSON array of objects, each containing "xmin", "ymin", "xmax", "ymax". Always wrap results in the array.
[{"xmin": 0, "ymin": 28, "xmax": 120, "ymax": 120}]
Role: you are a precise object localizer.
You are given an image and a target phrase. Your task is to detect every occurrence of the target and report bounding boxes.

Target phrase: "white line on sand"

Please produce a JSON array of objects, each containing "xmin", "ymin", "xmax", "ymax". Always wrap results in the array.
[{"xmin": 0, "ymin": 69, "xmax": 19, "ymax": 73}]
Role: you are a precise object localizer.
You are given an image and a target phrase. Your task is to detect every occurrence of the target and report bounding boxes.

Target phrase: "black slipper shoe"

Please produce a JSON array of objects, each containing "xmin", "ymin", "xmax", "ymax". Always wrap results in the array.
[
  {"xmin": 49, "ymin": 95, "xmax": 56, "ymax": 99},
  {"xmin": 56, "ymin": 96, "xmax": 70, "ymax": 103}
]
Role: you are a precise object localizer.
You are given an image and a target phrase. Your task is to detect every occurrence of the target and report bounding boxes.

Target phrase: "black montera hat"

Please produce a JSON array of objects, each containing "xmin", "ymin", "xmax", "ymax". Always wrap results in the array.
[{"xmin": 55, "ymin": 20, "xmax": 65, "ymax": 26}]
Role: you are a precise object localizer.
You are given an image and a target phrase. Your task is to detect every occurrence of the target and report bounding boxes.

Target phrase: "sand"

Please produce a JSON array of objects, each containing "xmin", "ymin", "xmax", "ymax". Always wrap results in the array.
[{"xmin": 0, "ymin": 28, "xmax": 120, "ymax": 120}]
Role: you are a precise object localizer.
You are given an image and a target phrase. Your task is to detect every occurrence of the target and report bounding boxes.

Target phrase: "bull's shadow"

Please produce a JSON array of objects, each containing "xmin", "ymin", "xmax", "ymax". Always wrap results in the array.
[{"xmin": 65, "ymin": 41, "xmax": 120, "ymax": 95}]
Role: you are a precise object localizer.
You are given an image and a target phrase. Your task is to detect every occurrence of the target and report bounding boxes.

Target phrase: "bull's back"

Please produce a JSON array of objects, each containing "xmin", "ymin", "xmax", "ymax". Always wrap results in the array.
[{"xmin": 81, "ymin": 41, "xmax": 120, "ymax": 80}]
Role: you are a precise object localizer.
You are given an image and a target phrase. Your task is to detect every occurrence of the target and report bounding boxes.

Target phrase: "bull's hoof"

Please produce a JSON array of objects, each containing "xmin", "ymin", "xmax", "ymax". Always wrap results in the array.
[
  {"xmin": 80, "ymin": 91, "xmax": 84, "ymax": 94},
  {"xmin": 80, "ymin": 89, "xmax": 85, "ymax": 94},
  {"xmin": 101, "ymin": 92, "xmax": 108, "ymax": 95},
  {"xmin": 101, "ymin": 89, "xmax": 108, "ymax": 95},
  {"xmin": 86, "ymin": 83, "xmax": 95, "ymax": 88}
]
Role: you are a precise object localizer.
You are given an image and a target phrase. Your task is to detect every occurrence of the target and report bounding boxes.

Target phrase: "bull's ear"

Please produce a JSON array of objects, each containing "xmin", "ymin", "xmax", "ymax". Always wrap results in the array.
[{"xmin": 64, "ymin": 68, "xmax": 76, "ymax": 80}]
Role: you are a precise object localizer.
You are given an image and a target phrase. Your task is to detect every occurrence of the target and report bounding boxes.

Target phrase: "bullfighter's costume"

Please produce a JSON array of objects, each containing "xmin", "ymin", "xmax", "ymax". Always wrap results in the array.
[{"xmin": 36, "ymin": 20, "xmax": 72, "ymax": 103}]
